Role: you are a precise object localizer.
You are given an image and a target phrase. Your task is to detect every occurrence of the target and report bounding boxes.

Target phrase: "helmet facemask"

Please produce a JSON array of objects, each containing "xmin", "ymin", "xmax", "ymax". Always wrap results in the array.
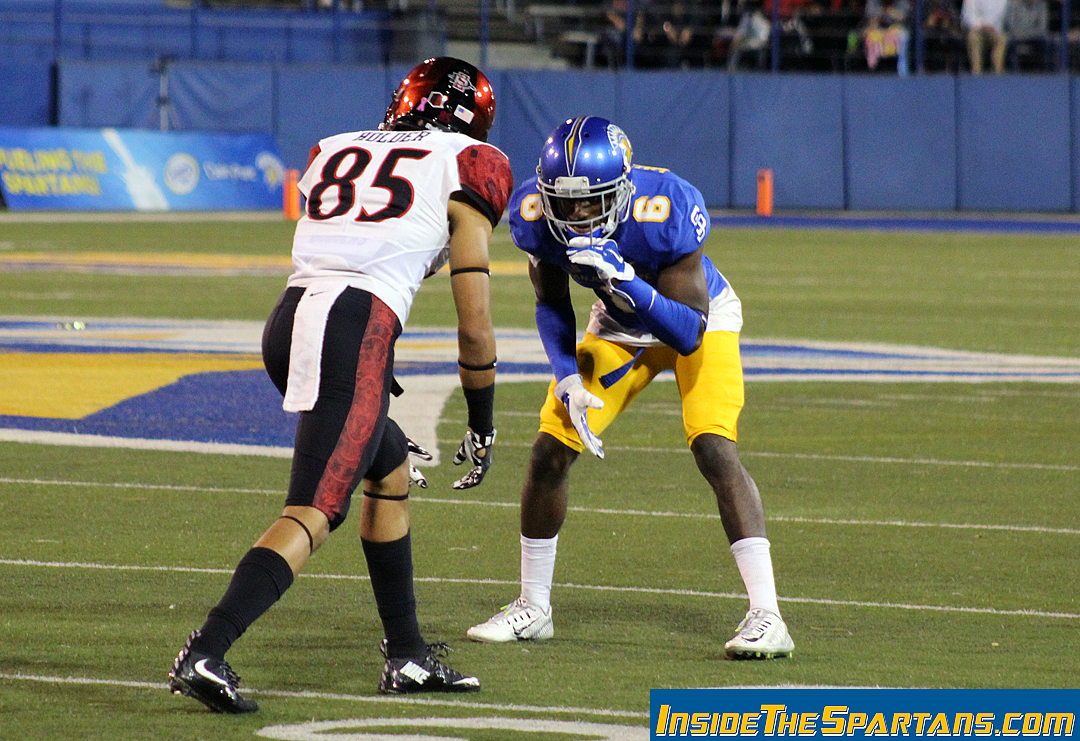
[{"xmin": 537, "ymin": 173, "xmax": 634, "ymax": 246}]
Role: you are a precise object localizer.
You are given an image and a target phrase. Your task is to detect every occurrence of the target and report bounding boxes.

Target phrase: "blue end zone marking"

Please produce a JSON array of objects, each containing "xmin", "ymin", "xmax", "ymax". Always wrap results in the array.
[
  {"xmin": 712, "ymin": 214, "xmax": 1080, "ymax": 233},
  {"xmin": 0, "ymin": 369, "xmax": 296, "ymax": 448},
  {"xmin": 748, "ymin": 344, "xmax": 924, "ymax": 360}
]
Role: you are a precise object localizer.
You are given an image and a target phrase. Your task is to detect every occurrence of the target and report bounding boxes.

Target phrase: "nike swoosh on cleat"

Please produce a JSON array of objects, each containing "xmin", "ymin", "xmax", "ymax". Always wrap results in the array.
[{"xmin": 194, "ymin": 659, "xmax": 230, "ymax": 687}]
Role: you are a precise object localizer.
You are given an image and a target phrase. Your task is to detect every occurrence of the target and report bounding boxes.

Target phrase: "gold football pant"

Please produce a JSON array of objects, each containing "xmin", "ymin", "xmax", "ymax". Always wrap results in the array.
[{"xmin": 538, "ymin": 330, "xmax": 745, "ymax": 451}]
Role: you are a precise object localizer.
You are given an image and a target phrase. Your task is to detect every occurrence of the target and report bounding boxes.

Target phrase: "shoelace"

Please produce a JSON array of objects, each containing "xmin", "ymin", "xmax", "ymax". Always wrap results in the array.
[
  {"xmin": 741, "ymin": 614, "xmax": 775, "ymax": 639},
  {"xmin": 216, "ymin": 661, "xmax": 243, "ymax": 686},
  {"xmin": 498, "ymin": 598, "xmax": 531, "ymax": 619},
  {"xmin": 426, "ymin": 642, "xmax": 452, "ymax": 659}
]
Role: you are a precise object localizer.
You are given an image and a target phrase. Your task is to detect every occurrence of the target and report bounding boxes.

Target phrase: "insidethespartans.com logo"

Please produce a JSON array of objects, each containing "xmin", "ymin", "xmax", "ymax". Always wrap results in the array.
[{"xmin": 650, "ymin": 690, "xmax": 1077, "ymax": 739}]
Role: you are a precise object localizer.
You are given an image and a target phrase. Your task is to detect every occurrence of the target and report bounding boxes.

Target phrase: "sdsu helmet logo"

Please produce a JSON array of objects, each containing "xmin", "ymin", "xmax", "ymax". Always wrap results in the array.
[
  {"xmin": 607, "ymin": 124, "xmax": 632, "ymax": 173},
  {"xmin": 448, "ymin": 70, "xmax": 476, "ymax": 94}
]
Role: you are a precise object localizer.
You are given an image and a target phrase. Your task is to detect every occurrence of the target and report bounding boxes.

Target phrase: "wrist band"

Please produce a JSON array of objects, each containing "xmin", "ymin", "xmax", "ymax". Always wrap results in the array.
[
  {"xmin": 463, "ymin": 383, "xmax": 495, "ymax": 435},
  {"xmin": 450, "ymin": 266, "xmax": 491, "ymax": 276}
]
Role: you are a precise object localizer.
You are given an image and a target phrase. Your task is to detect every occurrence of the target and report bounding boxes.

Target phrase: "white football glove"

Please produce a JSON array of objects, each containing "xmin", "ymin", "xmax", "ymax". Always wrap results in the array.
[
  {"xmin": 566, "ymin": 237, "xmax": 636, "ymax": 288},
  {"xmin": 554, "ymin": 373, "xmax": 605, "ymax": 459},
  {"xmin": 452, "ymin": 428, "xmax": 496, "ymax": 489},
  {"xmin": 406, "ymin": 437, "xmax": 432, "ymax": 489}
]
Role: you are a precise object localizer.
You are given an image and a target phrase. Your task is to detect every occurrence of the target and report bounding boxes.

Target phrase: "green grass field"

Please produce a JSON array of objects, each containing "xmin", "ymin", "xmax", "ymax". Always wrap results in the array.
[{"xmin": 1, "ymin": 215, "xmax": 1078, "ymax": 740}]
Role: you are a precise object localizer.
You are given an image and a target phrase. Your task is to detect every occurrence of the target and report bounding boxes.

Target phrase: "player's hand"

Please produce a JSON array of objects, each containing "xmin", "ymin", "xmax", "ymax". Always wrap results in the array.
[
  {"xmin": 566, "ymin": 237, "xmax": 636, "ymax": 287},
  {"xmin": 554, "ymin": 373, "xmax": 605, "ymax": 459},
  {"xmin": 406, "ymin": 438, "xmax": 432, "ymax": 489},
  {"xmin": 452, "ymin": 428, "xmax": 496, "ymax": 489}
]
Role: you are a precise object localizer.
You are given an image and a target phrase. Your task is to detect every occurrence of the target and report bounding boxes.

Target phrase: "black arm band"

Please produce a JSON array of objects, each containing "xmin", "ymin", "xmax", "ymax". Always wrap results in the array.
[
  {"xmin": 458, "ymin": 357, "xmax": 497, "ymax": 371},
  {"xmin": 462, "ymin": 383, "xmax": 495, "ymax": 435},
  {"xmin": 450, "ymin": 266, "xmax": 491, "ymax": 276}
]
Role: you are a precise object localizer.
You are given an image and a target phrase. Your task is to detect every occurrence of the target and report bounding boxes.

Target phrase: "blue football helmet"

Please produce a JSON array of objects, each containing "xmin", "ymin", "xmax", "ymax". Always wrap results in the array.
[{"xmin": 536, "ymin": 116, "xmax": 635, "ymax": 245}]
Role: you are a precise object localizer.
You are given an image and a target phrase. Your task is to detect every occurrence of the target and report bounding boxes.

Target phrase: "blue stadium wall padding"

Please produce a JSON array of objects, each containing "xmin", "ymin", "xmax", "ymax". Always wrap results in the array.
[
  {"xmin": 617, "ymin": 71, "xmax": 731, "ymax": 208},
  {"xmin": 1074, "ymin": 78, "xmax": 1080, "ymax": 212},
  {"xmin": 497, "ymin": 70, "xmax": 620, "ymax": 189},
  {"xmin": 493, "ymin": 70, "xmax": 730, "ymax": 205},
  {"xmin": 843, "ymin": 76, "xmax": 957, "ymax": 211},
  {"xmin": 167, "ymin": 63, "xmax": 275, "ymax": 133},
  {"xmin": 0, "ymin": 61, "xmax": 53, "ymax": 127},
  {"xmin": 956, "ymin": 75, "xmax": 1071, "ymax": 212},
  {"xmin": 730, "ymin": 74, "xmax": 846, "ymax": 210},
  {"xmin": 58, "ymin": 60, "xmax": 160, "ymax": 129},
  {"xmin": 41, "ymin": 61, "xmax": 1080, "ymax": 212},
  {"xmin": 275, "ymin": 65, "xmax": 395, "ymax": 174}
]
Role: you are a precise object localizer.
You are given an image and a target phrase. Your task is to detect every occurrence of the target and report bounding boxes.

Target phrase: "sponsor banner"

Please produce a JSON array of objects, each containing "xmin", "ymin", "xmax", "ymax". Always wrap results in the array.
[
  {"xmin": 650, "ymin": 690, "xmax": 1078, "ymax": 739},
  {"xmin": 0, "ymin": 127, "xmax": 284, "ymax": 211}
]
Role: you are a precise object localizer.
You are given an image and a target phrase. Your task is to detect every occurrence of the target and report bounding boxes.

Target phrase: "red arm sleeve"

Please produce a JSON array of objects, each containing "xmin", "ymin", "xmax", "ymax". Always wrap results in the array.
[
  {"xmin": 307, "ymin": 144, "xmax": 322, "ymax": 169},
  {"xmin": 454, "ymin": 144, "xmax": 514, "ymax": 228}
]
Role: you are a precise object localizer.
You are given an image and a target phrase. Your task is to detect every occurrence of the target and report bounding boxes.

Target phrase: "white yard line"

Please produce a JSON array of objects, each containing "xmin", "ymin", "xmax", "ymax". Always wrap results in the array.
[
  {"xmin": 0, "ymin": 671, "xmax": 649, "ymax": 718},
  {"xmin": 1, "ymin": 558, "xmax": 1077, "ymax": 620},
  {"xmin": 2, "ymin": 475, "xmax": 1078, "ymax": 535}
]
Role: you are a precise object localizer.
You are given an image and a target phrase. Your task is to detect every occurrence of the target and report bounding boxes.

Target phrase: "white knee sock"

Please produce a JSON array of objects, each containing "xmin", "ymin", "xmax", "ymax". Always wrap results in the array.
[
  {"xmin": 730, "ymin": 536, "xmax": 781, "ymax": 615},
  {"xmin": 520, "ymin": 534, "xmax": 558, "ymax": 612}
]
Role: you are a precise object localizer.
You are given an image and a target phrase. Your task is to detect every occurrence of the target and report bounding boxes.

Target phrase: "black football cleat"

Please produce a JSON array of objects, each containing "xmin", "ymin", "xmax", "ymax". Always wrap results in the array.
[
  {"xmin": 377, "ymin": 640, "xmax": 481, "ymax": 694},
  {"xmin": 168, "ymin": 630, "xmax": 259, "ymax": 714}
]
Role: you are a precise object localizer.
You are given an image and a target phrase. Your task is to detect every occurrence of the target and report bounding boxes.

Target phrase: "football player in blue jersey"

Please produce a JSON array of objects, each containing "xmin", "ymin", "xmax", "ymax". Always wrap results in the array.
[{"xmin": 467, "ymin": 116, "xmax": 793, "ymax": 659}]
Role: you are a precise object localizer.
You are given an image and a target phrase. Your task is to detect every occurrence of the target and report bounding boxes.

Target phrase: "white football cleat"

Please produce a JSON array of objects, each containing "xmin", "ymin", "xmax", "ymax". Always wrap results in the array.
[
  {"xmin": 725, "ymin": 608, "xmax": 794, "ymax": 659},
  {"xmin": 467, "ymin": 598, "xmax": 554, "ymax": 643}
]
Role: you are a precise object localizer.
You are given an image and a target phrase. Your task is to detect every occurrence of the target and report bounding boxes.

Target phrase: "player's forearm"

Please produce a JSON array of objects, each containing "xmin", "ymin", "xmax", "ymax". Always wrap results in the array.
[
  {"xmin": 535, "ymin": 298, "xmax": 579, "ymax": 381},
  {"xmin": 613, "ymin": 277, "xmax": 707, "ymax": 355}
]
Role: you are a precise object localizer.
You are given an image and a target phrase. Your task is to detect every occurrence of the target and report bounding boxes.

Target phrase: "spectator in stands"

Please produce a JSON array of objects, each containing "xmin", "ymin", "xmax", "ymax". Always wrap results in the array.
[
  {"xmin": 763, "ymin": 0, "xmax": 817, "ymax": 57},
  {"xmin": 726, "ymin": 0, "xmax": 773, "ymax": 68},
  {"xmin": 658, "ymin": 0, "xmax": 701, "ymax": 66},
  {"xmin": 602, "ymin": 0, "xmax": 648, "ymax": 66},
  {"xmin": 923, "ymin": 0, "xmax": 965, "ymax": 70},
  {"xmin": 764, "ymin": 0, "xmax": 822, "ymax": 18},
  {"xmin": 1004, "ymin": 0, "xmax": 1050, "ymax": 69},
  {"xmin": 859, "ymin": 0, "xmax": 911, "ymax": 73},
  {"xmin": 962, "ymin": 0, "xmax": 1008, "ymax": 72}
]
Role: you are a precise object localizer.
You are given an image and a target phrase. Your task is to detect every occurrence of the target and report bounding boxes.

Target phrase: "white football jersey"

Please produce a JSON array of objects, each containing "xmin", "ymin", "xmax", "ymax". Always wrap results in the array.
[{"xmin": 289, "ymin": 128, "xmax": 512, "ymax": 325}]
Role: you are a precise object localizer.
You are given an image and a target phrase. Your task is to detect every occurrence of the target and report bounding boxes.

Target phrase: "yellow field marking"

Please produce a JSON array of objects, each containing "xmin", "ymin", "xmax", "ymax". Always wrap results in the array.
[{"xmin": 0, "ymin": 352, "xmax": 264, "ymax": 418}]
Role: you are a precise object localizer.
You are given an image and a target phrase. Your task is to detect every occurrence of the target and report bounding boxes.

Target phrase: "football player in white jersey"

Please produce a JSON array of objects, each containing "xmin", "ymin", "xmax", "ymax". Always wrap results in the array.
[
  {"xmin": 467, "ymin": 116, "xmax": 793, "ymax": 659},
  {"xmin": 169, "ymin": 58, "xmax": 514, "ymax": 713}
]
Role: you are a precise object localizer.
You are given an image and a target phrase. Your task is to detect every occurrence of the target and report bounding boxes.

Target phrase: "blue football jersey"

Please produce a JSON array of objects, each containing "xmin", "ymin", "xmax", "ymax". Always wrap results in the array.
[{"xmin": 509, "ymin": 165, "xmax": 728, "ymax": 336}]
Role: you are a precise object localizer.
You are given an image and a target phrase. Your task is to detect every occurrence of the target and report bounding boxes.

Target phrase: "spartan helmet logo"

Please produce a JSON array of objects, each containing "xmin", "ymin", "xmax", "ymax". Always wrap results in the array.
[{"xmin": 607, "ymin": 124, "xmax": 633, "ymax": 173}]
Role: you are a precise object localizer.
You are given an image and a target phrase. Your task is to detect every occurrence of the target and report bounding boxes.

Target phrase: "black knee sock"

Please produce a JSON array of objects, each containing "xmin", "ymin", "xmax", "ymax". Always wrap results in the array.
[
  {"xmin": 190, "ymin": 546, "xmax": 294, "ymax": 659},
  {"xmin": 362, "ymin": 532, "xmax": 426, "ymax": 660}
]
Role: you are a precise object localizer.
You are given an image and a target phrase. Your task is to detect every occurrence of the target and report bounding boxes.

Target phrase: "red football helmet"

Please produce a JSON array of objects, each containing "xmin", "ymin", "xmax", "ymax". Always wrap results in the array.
[{"xmin": 381, "ymin": 57, "xmax": 496, "ymax": 142}]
